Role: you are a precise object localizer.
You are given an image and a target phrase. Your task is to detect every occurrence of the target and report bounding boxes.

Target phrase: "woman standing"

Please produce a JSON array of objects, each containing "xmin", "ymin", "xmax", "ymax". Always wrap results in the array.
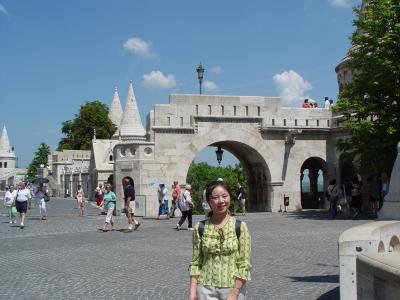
[
  {"xmin": 34, "ymin": 183, "xmax": 48, "ymax": 220},
  {"xmin": 100, "ymin": 183, "xmax": 116, "ymax": 231},
  {"xmin": 189, "ymin": 181, "xmax": 252, "ymax": 300},
  {"xmin": 3, "ymin": 184, "xmax": 17, "ymax": 224},
  {"xmin": 350, "ymin": 177, "xmax": 362, "ymax": 218},
  {"xmin": 327, "ymin": 179, "xmax": 340, "ymax": 219},
  {"xmin": 75, "ymin": 184, "xmax": 85, "ymax": 217},
  {"xmin": 176, "ymin": 184, "xmax": 194, "ymax": 230}
]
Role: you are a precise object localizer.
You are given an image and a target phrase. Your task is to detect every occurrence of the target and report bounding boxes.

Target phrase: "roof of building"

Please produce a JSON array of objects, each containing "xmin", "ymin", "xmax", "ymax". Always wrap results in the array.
[
  {"xmin": 0, "ymin": 125, "xmax": 15, "ymax": 158},
  {"xmin": 108, "ymin": 87, "xmax": 123, "ymax": 127},
  {"xmin": 91, "ymin": 139, "xmax": 119, "ymax": 171}
]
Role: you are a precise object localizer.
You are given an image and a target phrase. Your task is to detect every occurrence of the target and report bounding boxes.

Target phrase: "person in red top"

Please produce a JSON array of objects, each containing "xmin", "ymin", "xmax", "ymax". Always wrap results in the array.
[{"xmin": 170, "ymin": 180, "xmax": 181, "ymax": 218}]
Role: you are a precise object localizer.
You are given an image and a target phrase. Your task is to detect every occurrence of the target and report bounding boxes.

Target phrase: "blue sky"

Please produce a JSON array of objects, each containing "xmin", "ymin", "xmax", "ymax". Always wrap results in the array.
[{"xmin": 0, "ymin": 0, "xmax": 359, "ymax": 168}]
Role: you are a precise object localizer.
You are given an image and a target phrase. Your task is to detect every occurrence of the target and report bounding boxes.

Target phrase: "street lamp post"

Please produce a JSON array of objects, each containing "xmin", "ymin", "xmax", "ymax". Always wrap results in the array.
[
  {"xmin": 215, "ymin": 146, "xmax": 224, "ymax": 165},
  {"xmin": 196, "ymin": 62, "xmax": 205, "ymax": 94}
]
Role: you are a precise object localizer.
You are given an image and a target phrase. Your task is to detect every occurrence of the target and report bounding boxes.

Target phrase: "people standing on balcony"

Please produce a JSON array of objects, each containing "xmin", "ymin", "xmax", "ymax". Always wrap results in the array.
[
  {"xmin": 324, "ymin": 97, "xmax": 331, "ymax": 109},
  {"xmin": 3, "ymin": 184, "xmax": 17, "ymax": 224},
  {"xmin": 302, "ymin": 99, "xmax": 311, "ymax": 108}
]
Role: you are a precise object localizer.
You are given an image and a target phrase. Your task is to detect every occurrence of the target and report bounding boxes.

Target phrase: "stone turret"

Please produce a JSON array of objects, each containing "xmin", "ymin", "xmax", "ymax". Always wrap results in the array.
[
  {"xmin": 0, "ymin": 125, "xmax": 16, "ymax": 170},
  {"xmin": 113, "ymin": 81, "xmax": 146, "ymax": 139},
  {"xmin": 108, "ymin": 87, "xmax": 123, "ymax": 127}
]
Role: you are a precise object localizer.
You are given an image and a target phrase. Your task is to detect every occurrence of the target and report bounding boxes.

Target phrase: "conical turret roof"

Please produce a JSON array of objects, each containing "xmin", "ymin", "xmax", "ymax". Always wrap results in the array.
[
  {"xmin": 0, "ymin": 125, "xmax": 15, "ymax": 157},
  {"xmin": 108, "ymin": 87, "xmax": 123, "ymax": 127},
  {"xmin": 114, "ymin": 81, "xmax": 146, "ymax": 137}
]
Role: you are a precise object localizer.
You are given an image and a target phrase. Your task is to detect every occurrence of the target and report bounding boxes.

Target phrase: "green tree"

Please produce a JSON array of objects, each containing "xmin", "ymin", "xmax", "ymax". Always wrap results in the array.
[
  {"xmin": 27, "ymin": 143, "xmax": 51, "ymax": 180},
  {"xmin": 186, "ymin": 162, "xmax": 248, "ymax": 214},
  {"xmin": 335, "ymin": 0, "xmax": 400, "ymax": 174},
  {"xmin": 57, "ymin": 101, "xmax": 117, "ymax": 150}
]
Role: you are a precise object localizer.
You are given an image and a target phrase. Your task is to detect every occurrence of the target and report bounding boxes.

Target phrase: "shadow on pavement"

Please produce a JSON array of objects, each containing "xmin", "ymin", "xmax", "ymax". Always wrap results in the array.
[
  {"xmin": 282, "ymin": 210, "xmax": 376, "ymax": 221},
  {"xmin": 317, "ymin": 286, "xmax": 340, "ymax": 299},
  {"xmin": 287, "ymin": 274, "xmax": 339, "ymax": 283}
]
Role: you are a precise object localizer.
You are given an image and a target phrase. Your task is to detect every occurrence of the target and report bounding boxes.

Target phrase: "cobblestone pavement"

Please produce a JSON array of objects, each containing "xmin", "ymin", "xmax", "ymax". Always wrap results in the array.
[{"xmin": 0, "ymin": 198, "xmax": 370, "ymax": 300}]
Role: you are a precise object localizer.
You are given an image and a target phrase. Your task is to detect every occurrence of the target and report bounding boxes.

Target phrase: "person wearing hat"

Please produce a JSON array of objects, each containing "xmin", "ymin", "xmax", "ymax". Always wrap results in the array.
[{"xmin": 176, "ymin": 184, "xmax": 195, "ymax": 231}]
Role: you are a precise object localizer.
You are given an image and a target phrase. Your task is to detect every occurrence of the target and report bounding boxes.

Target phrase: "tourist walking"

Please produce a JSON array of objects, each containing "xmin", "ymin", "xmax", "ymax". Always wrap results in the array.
[
  {"xmin": 157, "ymin": 183, "xmax": 169, "ymax": 219},
  {"xmin": 350, "ymin": 177, "xmax": 362, "ymax": 218},
  {"xmin": 95, "ymin": 184, "xmax": 103, "ymax": 207},
  {"xmin": 176, "ymin": 184, "xmax": 194, "ymax": 231},
  {"xmin": 14, "ymin": 181, "xmax": 32, "ymax": 229},
  {"xmin": 122, "ymin": 177, "xmax": 141, "ymax": 232},
  {"xmin": 170, "ymin": 180, "xmax": 181, "ymax": 218},
  {"xmin": 34, "ymin": 183, "xmax": 48, "ymax": 220},
  {"xmin": 235, "ymin": 182, "xmax": 246, "ymax": 215},
  {"xmin": 75, "ymin": 184, "xmax": 85, "ymax": 217},
  {"xmin": 189, "ymin": 180, "xmax": 252, "ymax": 300},
  {"xmin": 100, "ymin": 183, "xmax": 116, "ymax": 231},
  {"xmin": 3, "ymin": 184, "xmax": 17, "ymax": 224},
  {"xmin": 327, "ymin": 179, "xmax": 341, "ymax": 219}
]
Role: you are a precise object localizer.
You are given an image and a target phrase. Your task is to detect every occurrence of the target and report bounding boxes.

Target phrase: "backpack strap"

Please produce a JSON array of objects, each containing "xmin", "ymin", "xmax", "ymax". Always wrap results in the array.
[{"xmin": 199, "ymin": 219, "xmax": 241, "ymax": 239}]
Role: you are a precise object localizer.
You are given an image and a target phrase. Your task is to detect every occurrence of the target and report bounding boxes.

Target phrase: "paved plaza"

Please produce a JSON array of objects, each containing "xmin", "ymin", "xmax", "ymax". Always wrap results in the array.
[{"xmin": 0, "ymin": 198, "xmax": 370, "ymax": 300}]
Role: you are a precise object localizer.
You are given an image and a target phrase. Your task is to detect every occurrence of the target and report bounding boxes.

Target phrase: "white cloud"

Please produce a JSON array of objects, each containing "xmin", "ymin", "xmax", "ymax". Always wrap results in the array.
[
  {"xmin": 203, "ymin": 80, "xmax": 218, "ymax": 92},
  {"xmin": 210, "ymin": 66, "xmax": 222, "ymax": 74},
  {"xmin": 142, "ymin": 70, "xmax": 176, "ymax": 89},
  {"xmin": 272, "ymin": 70, "xmax": 312, "ymax": 106},
  {"xmin": 329, "ymin": 0, "xmax": 352, "ymax": 8},
  {"xmin": 0, "ymin": 4, "xmax": 8, "ymax": 15},
  {"xmin": 123, "ymin": 37, "xmax": 156, "ymax": 58}
]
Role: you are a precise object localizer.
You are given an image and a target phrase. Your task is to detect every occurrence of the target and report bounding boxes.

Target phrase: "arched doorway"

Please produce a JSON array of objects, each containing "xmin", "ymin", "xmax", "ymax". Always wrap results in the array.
[
  {"xmin": 300, "ymin": 157, "xmax": 327, "ymax": 209},
  {"xmin": 187, "ymin": 141, "xmax": 271, "ymax": 212}
]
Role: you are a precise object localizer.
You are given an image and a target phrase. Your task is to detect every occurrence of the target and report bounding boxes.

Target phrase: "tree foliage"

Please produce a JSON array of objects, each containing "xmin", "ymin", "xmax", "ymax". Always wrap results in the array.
[
  {"xmin": 335, "ymin": 0, "xmax": 400, "ymax": 174},
  {"xmin": 57, "ymin": 101, "xmax": 117, "ymax": 150},
  {"xmin": 27, "ymin": 143, "xmax": 51, "ymax": 180},
  {"xmin": 186, "ymin": 162, "xmax": 248, "ymax": 214}
]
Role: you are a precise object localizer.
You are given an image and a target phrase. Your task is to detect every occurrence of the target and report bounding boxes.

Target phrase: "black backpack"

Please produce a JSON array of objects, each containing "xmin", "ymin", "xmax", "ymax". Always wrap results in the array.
[{"xmin": 198, "ymin": 218, "xmax": 242, "ymax": 239}]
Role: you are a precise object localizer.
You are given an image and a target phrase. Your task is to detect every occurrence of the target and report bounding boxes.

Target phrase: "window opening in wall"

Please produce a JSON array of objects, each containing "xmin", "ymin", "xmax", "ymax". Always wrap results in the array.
[
  {"xmin": 196, "ymin": 105, "xmax": 199, "ymax": 115},
  {"xmin": 306, "ymin": 119, "xmax": 309, "ymax": 126},
  {"xmin": 109, "ymin": 155, "xmax": 113, "ymax": 161},
  {"xmin": 221, "ymin": 105, "xmax": 224, "ymax": 116},
  {"xmin": 0, "ymin": 162, "xmax": 2, "ymax": 168},
  {"xmin": 295, "ymin": 119, "xmax": 298, "ymax": 126},
  {"xmin": 272, "ymin": 119, "xmax": 275, "ymax": 126},
  {"xmin": 257, "ymin": 106, "xmax": 260, "ymax": 116},
  {"xmin": 208, "ymin": 105, "xmax": 212, "ymax": 115},
  {"xmin": 234, "ymin": 106, "xmax": 237, "ymax": 116},
  {"xmin": 283, "ymin": 119, "xmax": 286, "ymax": 126},
  {"xmin": 167, "ymin": 116, "xmax": 171, "ymax": 126},
  {"xmin": 245, "ymin": 106, "xmax": 249, "ymax": 116},
  {"xmin": 4, "ymin": 162, "xmax": 7, "ymax": 168},
  {"xmin": 316, "ymin": 120, "xmax": 320, "ymax": 127},
  {"xmin": 327, "ymin": 119, "xmax": 330, "ymax": 127},
  {"xmin": 180, "ymin": 117, "xmax": 184, "ymax": 126},
  {"xmin": 301, "ymin": 169, "xmax": 311, "ymax": 193}
]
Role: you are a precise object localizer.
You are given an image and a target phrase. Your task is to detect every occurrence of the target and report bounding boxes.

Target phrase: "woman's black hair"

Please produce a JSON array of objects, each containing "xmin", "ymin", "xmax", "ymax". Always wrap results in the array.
[{"xmin": 205, "ymin": 180, "xmax": 231, "ymax": 218}]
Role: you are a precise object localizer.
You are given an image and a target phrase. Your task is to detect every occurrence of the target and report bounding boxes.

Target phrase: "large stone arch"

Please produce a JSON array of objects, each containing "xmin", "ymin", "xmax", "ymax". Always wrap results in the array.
[
  {"xmin": 173, "ymin": 128, "xmax": 272, "ymax": 212},
  {"xmin": 300, "ymin": 156, "xmax": 327, "ymax": 209}
]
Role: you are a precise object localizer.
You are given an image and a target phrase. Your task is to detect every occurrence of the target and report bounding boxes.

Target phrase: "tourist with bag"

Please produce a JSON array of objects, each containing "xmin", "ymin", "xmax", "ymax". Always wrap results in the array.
[
  {"xmin": 176, "ymin": 184, "xmax": 194, "ymax": 231},
  {"xmin": 34, "ymin": 183, "xmax": 48, "ymax": 220},
  {"xmin": 100, "ymin": 183, "xmax": 116, "ymax": 231},
  {"xmin": 3, "ymin": 184, "xmax": 17, "ymax": 224},
  {"xmin": 189, "ymin": 180, "xmax": 252, "ymax": 300}
]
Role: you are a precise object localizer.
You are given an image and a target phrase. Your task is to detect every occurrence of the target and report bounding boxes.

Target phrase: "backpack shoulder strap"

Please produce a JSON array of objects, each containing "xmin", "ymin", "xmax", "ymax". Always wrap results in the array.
[
  {"xmin": 198, "ymin": 220, "xmax": 207, "ymax": 237},
  {"xmin": 235, "ymin": 219, "xmax": 242, "ymax": 239}
]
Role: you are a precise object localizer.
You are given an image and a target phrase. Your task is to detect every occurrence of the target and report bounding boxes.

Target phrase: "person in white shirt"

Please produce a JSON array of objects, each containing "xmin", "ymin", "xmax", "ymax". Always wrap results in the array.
[
  {"xmin": 176, "ymin": 184, "xmax": 195, "ymax": 231},
  {"xmin": 3, "ymin": 184, "xmax": 17, "ymax": 224},
  {"xmin": 324, "ymin": 97, "xmax": 331, "ymax": 109},
  {"xmin": 15, "ymin": 181, "xmax": 32, "ymax": 229},
  {"xmin": 34, "ymin": 183, "xmax": 48, "ymax": 220}
]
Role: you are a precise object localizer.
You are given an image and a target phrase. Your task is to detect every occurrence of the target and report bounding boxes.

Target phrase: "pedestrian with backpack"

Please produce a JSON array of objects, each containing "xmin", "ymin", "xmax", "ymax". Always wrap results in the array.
[
  {"xmin": 189, "ymin": 180, "xmax": 252, "ymax": 300},
  {"xmin": 176, "ymin": 184, "xmax": 194, "ymax": 230}
]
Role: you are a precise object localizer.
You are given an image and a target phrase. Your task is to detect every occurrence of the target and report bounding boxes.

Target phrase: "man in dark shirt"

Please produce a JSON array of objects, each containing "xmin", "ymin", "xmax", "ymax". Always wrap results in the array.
[
  {"xmin": 236, "ymin": 182, "xmax": 246, "ymax": 215},
  {"xmin": 122, "ymin": 177, "xmax": 141, "ymax": 232}
]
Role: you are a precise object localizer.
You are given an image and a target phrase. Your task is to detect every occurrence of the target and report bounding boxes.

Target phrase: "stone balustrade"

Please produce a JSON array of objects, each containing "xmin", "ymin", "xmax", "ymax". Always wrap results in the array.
[{"xmin": 339, "ymin": 221, "xmax": 400, "ymax": 299}]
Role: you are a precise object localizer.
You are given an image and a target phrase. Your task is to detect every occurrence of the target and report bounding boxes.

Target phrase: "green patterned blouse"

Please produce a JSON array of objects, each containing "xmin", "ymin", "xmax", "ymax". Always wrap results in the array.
[{"xmin": 189, "ymin": 216, "xmax": 252, "ymax": 288}]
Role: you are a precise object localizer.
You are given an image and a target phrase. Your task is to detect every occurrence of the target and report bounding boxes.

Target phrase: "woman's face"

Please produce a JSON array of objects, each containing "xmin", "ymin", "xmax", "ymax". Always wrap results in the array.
[
  {"xmin": 209, "ymin": 185, "xmax": 231, "ymax": 215},
  {"xmin": 10, "ymin": 185, "xmax": 14, "ymax": 191}
]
